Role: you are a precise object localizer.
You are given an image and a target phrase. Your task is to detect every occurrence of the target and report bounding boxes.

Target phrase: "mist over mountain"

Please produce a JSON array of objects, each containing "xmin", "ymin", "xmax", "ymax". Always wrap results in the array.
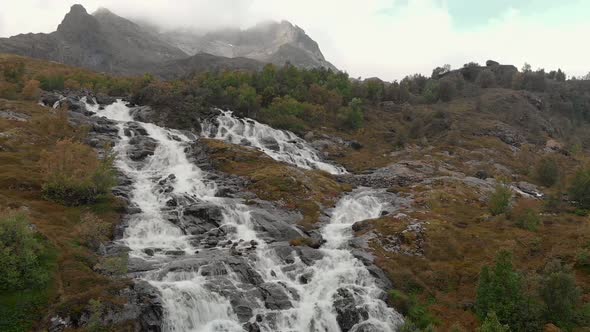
[{"xmin": 0, "ymin": 4, "xmax": 336, "ymax": 77}]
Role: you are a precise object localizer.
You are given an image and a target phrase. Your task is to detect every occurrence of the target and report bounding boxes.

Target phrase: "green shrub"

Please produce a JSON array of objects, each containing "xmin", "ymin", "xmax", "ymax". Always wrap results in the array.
[
  {"xmin": 438, "ymin": 79, "xmax": 456, "ymax": 102},
  {"xmin": 2, "ymin": 62, "xmax": 25, "ymax": 83},
  {"xmin": 478, "ymin": 312, "xmax": 510, "ymax": 332},
  {"xmin": 535, "ymin": 157, "xmax": 560, "ymax": 187},
  {"xmin": 510, "ymin": 200, "xmax": 542, "ymax": 231},
  {"xmin": 488, "ymin": 184, "xmax": 512, "ymax": 216},
  {"xmin": 569, "ymin": 167, "xmax": 590, "ymax": 209},
  {"xmin": 539, "ymin": 260, "xmax": 581, "ymax": 329},
  {"xmin": 422, "ymin": 80, "xmax": 440, "ymax": 103},
  {"xmin": 40, "ymin": 139, "xmax": 116, "ymax": 205},
  {"xmin": 38, "ymin": 74, "xmax": 65, "ymax": 91},
  {"xmin": 476, "ymin": 251, "xmax": 542, "ymax": 330},
  {"xmin": 0, "ymin": 213, "xmax": 50, "ymax": 291},
  {"xmin": 390, "ymin": 290, "xmax": 438, "ymax": 329},
  {"xmin": 87, "ymin": 299, "xmax": 107, "ymax": 332},
  {"xmin": 75, "ymin": 213, "xmax": 111, "ymax": 251},
  {"xmin": 95, "ymin": 254, "xmax": 128, "ymax": 276}
]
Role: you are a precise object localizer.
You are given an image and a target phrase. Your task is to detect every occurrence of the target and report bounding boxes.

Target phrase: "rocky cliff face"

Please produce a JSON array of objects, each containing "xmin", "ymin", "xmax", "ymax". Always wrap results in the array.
[
  {"xmin": 0, "ymin": 5, "xmax": 336, "ymax": 76},
  {"xmin": 162, "ymin": 21, "xmax": 337, "ymax": 71},
  {"xmin": 0, "ymin": 5, "xmax": 187, "ymax": 75}
]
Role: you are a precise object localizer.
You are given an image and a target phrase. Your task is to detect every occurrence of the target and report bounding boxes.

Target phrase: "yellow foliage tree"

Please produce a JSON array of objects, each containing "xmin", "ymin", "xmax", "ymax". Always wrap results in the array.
[
  {"xmin": 21, "ymin": 79, "xmax": 41, "ymax": 100},
  {"xmin": 39, "ymin": 139, "xmax": 115, "ymax": 205}
]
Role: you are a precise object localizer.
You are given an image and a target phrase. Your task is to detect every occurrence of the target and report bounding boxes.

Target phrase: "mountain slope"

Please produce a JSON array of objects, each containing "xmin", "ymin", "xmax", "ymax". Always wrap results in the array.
[
  {"xmin": 0, "ymin": 5, "xmax": 336, "ymax": 76},
  {"xmin": 158, "ymin": 21, "xmax": 338, "ymax": 71},
  {"xmin": 0, "ymin": 5, "xmax": 188, "ymax": 75}
]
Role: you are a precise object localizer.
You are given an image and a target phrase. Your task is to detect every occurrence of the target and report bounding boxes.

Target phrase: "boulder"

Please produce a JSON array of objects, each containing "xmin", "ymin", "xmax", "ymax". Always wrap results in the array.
[
  {"xmin": 259, "ymin": 282, "xmax": 292, "ymax": 310},
  {"xmin": 486, "ymin": 60, "xmax": 499, "ymax": 67},
  {"xmin": 333, "ymin": 288, "xmax": 369, "ymax": 331},
  {"xmin": 127, "ymin": 136, "xmax": 157, "ymax": 161}
]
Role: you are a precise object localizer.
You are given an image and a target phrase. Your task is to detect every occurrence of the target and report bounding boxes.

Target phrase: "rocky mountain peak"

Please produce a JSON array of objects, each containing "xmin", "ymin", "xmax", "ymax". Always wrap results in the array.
[
  {"xmin": 69, "ymin": 4, "xmax": 88, "ymax": 15},
  {"xmin": 56, "ymin": 4, "xmax": 101, "ymax": 42}
]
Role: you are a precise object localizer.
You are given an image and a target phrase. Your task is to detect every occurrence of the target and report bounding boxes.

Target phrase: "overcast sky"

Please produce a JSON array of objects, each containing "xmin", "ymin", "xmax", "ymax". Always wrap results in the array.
[{"xmin": 1, "ymin": 0, "xmax": 588, "ymax": 80}]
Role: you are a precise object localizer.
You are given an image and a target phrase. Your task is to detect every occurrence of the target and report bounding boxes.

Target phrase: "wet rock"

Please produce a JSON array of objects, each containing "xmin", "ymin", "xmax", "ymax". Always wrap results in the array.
[
  {"xmin": 351, "ymin": 249, "xmax": 374, "ymax": 265},
  {"xmin": 515, "ymin": 181, "xmax": 544, "ymax": 198},
  {"xmin": 124, "ymin": 122, "xmax": 149, "ymax": 137},
  {"xmin": 95, "ymin": 94, "xmax": 116, "ymax": 105},
  {"xmin": 40, "ymin": 91, "xmax": 63, "ymax": 107},
  {"xmin": 249, "ymin": 210, "xmax": 303, "ymax": 242},
  {"xmin": 128, "ymin": 257, "xmax": 158, "ymax": 273},
  {"xmin": 333, "ymin": 288, "xmax": 369, "ymax": 332},
  {"xmin": 259, "ymin": 282, "xmax": 292, "ymax": 310},
  {"xmin": 260, "ymin": 136, "xmax": 280, "ymax": 151},
  {"xmin": 127, "ymin": 136, "xmax": 157, "ymax": 161},
  {"xmin": 164, "ymin": 250, "xmax": 185, "ymax": 256},
  {"xmin": 296, "ymin": 246, "xmax": 324, "ymax": 265},
  {"xmin": 133, "ymin": 281, "xmax": 164, "ymax": 332},
  {"xmin": 182, "ymin": 202, "xmax": 224, "ymax": 235},
  {"xmin": 61, "ymin": 97, "xmax": 89, "ymax": 114},
  {"xmin": 226, "ymin": 256, "xmax": 265, "ymax": 286},
  {"xmin": 243, "ymin": 322, "xmax": 261, "ymax": 332}
]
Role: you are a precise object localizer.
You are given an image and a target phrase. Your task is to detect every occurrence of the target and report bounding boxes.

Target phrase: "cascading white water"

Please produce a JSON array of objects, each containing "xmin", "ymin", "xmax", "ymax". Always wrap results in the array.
[
  {"xmin": 90, "ymin": 100, "xmax": 402, "ymax": 332},
  {"xmin": 202, "ymin": 110, "xmax": 347, "ymax": 175},
  {"xmin": 89, "ymin": 100, "xmax": 244, "ymax": 332},
  {"xmin": 253, "ymin": 189, "xmax": 404, "ymax": 331}
]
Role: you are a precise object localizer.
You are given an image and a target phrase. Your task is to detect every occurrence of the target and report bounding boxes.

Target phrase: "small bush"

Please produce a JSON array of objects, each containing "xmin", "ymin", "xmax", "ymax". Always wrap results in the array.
[
  {"xmin": 510, "ymin": 199, "xmax": 542, "ymax": 231},
  {"xmin": 21, "ymin": 79, "xmax": 41, "ymax": 100},
  {"xmin": 438, "ymin": 79, "xmax": 456, "ymax": 102},
  {"xmin": 94, "ymin": 254, "xmax": 128, "ymax": 276},
  {"xmin": 478, "ymin": 312, "xmax": 510, "ymax": 332},
  {"xmin": 0, "ymin": 81, "xmax": 19, "ymax": 99},
  {"xmin": 87, "ymin": 299, "xmax": 106, "ymax": 332},
  {"xmin": 535, "ymin": 157, "xmax": 560, "ymax": 187},
  {"xmin": 75, "ymin": 213, "xmax": 111, "ymax": 251},
  {"xmin": 488, "ymin": 183, "xmax": 512, "ymax": 216},
  {"xmin": 569, "ymin": 167, "xmax": 590, "ymax": 209},
  {"xmin": 38, "ymin": 73, "xmax": 65, "ymax": 91},
  {"xmin": 539, "ymin": 260, "xmax": 581, "ymax": 329},
  {"xmin": 477, "ymin": 69, "xmax": 496, "ymax": 88},
  {"xmin": 0, "ymin": 212, "xmax": 50, "ymax": 291},
  {"xmin": 2, "ymin": 62, "xmax": 25, "ymax": 83},
  {"xmin": 40, "ymin": 139, "xmax": 116, "ymax": 205},
  {"xmin": 390, "ymin": 290, "xmax": 438, "ymax": 329},
  {"xmin": 422, "ymin": 80, "xmax": 440, "ymax": 103}
]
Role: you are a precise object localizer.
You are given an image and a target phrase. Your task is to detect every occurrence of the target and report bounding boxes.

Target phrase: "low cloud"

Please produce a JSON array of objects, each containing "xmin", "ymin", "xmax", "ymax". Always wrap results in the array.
[{"xmin": 1, "ymin": 0, "xmax": 588, "ymax": 80}]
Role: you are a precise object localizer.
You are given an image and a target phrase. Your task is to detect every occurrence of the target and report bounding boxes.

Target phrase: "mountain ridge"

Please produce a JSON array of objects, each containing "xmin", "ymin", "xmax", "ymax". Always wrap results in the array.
[{"xmin": 0, "ymin": 4, "xmax": 337, "ymax": 77}]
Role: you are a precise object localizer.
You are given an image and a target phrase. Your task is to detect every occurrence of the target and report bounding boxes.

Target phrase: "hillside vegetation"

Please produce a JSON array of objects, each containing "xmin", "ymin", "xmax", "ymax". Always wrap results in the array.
[{"xmin": 1, "ymin": 52, "xmax": 590, "ymax": 331}]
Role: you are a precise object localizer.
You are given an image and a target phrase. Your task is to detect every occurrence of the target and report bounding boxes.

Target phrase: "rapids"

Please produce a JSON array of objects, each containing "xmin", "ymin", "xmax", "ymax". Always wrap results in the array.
[{"xmin": 89, "ymin": 100, "xmax": 403, "ymax": 331}]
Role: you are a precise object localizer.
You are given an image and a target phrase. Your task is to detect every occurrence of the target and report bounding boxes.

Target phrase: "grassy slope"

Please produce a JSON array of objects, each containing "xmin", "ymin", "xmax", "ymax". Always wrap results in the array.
[
  {"xmin": 0, "ymin": 99, "xmax": 129, "ymax": 329},
  {"xmin": 316, "ymin": 91, "xmax": 590, "ymax": 330}
]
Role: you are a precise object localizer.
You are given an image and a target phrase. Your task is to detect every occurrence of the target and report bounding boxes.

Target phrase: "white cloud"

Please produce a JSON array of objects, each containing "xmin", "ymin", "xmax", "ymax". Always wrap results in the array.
[{"xmin": 0, "ymin": 0, "xmax": 588, "ymax": 80}]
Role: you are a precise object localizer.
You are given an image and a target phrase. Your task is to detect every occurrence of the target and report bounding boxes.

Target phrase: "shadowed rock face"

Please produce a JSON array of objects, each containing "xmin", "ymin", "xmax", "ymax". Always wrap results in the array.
[
  {"xmin": 0, "ymin": 5, "xmax": 337, "ymax": 76},
  {"xmin": 161, "ymin": 21, "xmax": 337, "ymax": 71}
]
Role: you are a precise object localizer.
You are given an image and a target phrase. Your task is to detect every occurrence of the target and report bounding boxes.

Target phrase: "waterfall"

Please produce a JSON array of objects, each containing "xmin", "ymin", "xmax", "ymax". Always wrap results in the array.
[
  {"xmin": 89, "ymin": 100, "xmax": 403, "ymax": 332},
  {"xmin": 202, "ymin": 110, "xmax": 347, "ymax": 175}
]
